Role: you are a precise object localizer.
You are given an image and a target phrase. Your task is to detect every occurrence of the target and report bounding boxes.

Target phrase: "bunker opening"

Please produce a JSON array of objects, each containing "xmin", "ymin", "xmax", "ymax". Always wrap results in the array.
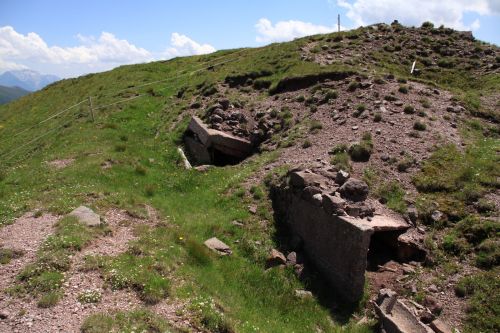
[
  {"xmin": 183, "ymin": 116, "xmax": 255, "ymax": 167},
  {"xmin": 366, "ymin": 230, "xmax": 405, "ymax": 271}
]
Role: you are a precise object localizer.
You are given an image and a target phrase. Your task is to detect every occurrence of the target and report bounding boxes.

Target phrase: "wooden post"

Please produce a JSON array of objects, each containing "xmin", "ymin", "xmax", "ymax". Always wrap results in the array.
[
  {"xmin": 88, "ymin": 96, "xmax": 95, "ymax": 122},
  {"xmin": 338, "ymin": 14, "xmax": 340, "ymax": 32}
]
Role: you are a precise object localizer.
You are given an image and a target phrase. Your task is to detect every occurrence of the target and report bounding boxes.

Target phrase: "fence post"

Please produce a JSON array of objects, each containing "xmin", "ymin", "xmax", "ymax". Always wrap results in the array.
[{"xmin": 88, "ymin": 96, "xmax": 95, "ymax": 122}]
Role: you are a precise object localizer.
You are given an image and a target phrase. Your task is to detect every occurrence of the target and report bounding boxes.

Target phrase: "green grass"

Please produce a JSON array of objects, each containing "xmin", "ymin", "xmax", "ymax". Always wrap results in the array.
[
  {"xmin": 455, "ymin": 270, "xmax": 500, "ymax": 333},
  {"xmin": 375, "ymin": 181, "xmax": 407, "ymax": 214},
  {"xmin": 81, "ymin": 310, "xmax": 177, "ymax": 333}
]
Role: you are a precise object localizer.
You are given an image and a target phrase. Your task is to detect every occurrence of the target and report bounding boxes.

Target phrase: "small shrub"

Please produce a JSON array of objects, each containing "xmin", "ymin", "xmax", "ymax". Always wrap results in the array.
[
  {"xmin": 309, "ymin": 120, "xmax": 323, "ymax": 132},
  {"xmin": 0, "ymin": 248, "xmax": 23, "ymax": 265},
  {"xmin": 323, "ymin": 89, "xmax": 338, "ymax": 103},
  {"xmin": 295, "ymin": 95, "xmax": 305, "ymax": 102},
  {"xmin": 37, "ymin": 291, "xmax": 61, "ymax": 308},
  {"xmin": 119, "ymin": 135, "xmax": 128, "ymax": 142},
  {"xmin": 418, "ymin": 110, "xmax": 427, "ymax": 117},
  {"xmin": 330, "ymin": 151, "xmax": 351, "ymax": 171},
  {"xmin": 376, "ymin": 181, "xmax": 407, "ymax": 213},
  {"xmin": 475, "ymin": 239, "xmax": 500, "ymax": 268},
  {"xmin": 398, "ymin": 85, "xmax": 409, "ymax": 94},
  {"xmin": 356, "ymin": 104, "xmax": 366, "ymax": 112},
  {"xmin": 144, "ymin": 184, "xmax": 155, "ymax": 197},
  {"xmin": 384, "ymin": 95, "xmax": 398, "ymax": 102},
  {"xmin": 347, "ymin": 81, "xmax": 359, "ymax": 92},
  {"xmin": 397, "ymin": 157, "xmax": 414, "ymax": 172},
  {"xmin": 115, "ymin": 144, "xmax": 126, "ymax": 152},
  {"xmin": 135, "ymin": 165, "xmax": 147, "ymax": 175},
  {"xmin": 374, "ymin": 77, "xmax": 386, "ymax": 84},
  {"xmin": 422, "ymin": 21, "xmax": 434, "ymax": 29},
  {"xmin": 373, "ymin": 113, "xmax": 382, "ymax": 122},
  {"xmin": 438, "ymin": 58, "xmax": 455, "ymax": 68},
  {"xmin": 420, "ymin": 99, "xmax": 431, "ymax": 108},
  {"xmin": 249, "ymin": 185, "xmax": 265, "ymax": 200},
  {"xmin": 78, "ymin": 289, "xmax": 102, "ymax": 304},
  {"xmin": 302, "ymin": 139, "xmax": 312, "ymax": 149},
  {"xmin": 309, "ymin": 105, "xmax": 318, "ymax": 113},
  {"xmin": 413, "ymin": 121, "xmax": 427, "ymax": 131},
  {"xmin": 403, "ymin": 105, "xmax": 415, "ymax": 114},
  {"xmin": 348, "ymin": 133, "xmax": 373, "ymax": 162}
]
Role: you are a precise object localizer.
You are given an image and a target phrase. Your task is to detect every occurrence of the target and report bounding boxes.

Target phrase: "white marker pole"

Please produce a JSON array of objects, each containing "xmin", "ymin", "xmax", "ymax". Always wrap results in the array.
[{"xmin": 410, "ymin": 60, "xmax": 416, "ymax": 74}]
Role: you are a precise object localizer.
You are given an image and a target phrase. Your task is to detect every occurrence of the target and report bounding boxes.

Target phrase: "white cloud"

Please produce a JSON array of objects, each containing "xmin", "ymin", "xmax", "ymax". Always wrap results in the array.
[
  {"xmin": 163, "ymin": 32, "xmax": 216, "ymax": 58},
  {"xmin": 337, "ymin": 0, "xmax": 499, "ymax": 31},
  {"xmin": 255, "ymin": 18, "xmax": 344, "ymax": 43},
  {"xmin": 0, "ymin": 26, "xmax": 216, "ymax": 78}
]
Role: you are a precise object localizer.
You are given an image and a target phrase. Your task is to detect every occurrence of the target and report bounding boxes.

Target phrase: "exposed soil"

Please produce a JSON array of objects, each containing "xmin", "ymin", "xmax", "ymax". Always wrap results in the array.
[
  {"xmin": 45, "ymin": 158, "xmax": 75, "ymax": 169},
  {"xmin": 0, "ymin": 212, "xmax": 59, "ymax": 292}
]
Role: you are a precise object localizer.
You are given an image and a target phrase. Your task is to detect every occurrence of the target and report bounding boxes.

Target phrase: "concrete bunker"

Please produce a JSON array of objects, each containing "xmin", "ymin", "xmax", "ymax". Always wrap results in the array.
[
  {"xmin": 271, "ymin": 168, "xmax": 426, "ymax": 303},
  {"xmin": 183, "ymin": 116, "xmax": 254, "ymax": 166}
]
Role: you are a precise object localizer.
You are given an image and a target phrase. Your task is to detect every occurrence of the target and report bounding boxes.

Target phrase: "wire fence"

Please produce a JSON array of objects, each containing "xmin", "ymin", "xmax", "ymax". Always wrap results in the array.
[{"xmin": 0, "ymin": 45, "xmax": 268, "ymax": 166}]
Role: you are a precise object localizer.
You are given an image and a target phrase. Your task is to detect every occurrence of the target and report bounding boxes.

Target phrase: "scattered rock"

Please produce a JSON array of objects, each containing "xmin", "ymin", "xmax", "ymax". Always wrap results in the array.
[
  {"xmin": 431, "ymin": 210, "xmax": 443, "ymax": 222},
  {"xmin": 423, "ymin": 295, "xmax": 443, "ymax": 315},
  {"xmin": 231, "ymin": 220, "xmax": 244, "ymax": 227},
  {"xmin": 429, "ymin": 319, "xmax": 453, "ymax": 333},
  {"xmin": 248, "ymin": 205, "xmax": 257, "ymax": 214},
  {"xmin": 194, "ymin": 165, "xmax": 213, "ymax": 172},
  {"xmin": 335, "ymin": 170, "xmax": 350, "ymax": 185},
  {"xmin": 407, "ymin": 206, "xmax": 418, "ymax": 224},
  {"xmin": 322, "ymin": 194, "xmax": 346, "ymax": 215},
  {"xmin": 419, "ymin": 309, "xmax": 435, "ymax": 324},
  {"xmin": 0, "ymin": 311, "xmax": 9, "ymax": 319},
  {"xmin": 69, "ymin": 206, "xmax": 101, "ymax": 227},
  {"xmin": 294, "ymin": 289, "xmax": 313, "ymax": 298},
  {"xmin": 204, "ymin": 237, "xmax": 232, "ymax": 256},
  {"xmin": 339, "ymin": 178, "xmax": 369, "ymax": 202},
  {"xmin": 266, "ymin": 249, "xmax": 286, "ymax": 268},
  {"xmin": 286, "ymin": 251, "xmax": 297, "ymax": 265},
  {"xmin": 427, "ymin": 284, "xmax": 438, "ymax": 293}
]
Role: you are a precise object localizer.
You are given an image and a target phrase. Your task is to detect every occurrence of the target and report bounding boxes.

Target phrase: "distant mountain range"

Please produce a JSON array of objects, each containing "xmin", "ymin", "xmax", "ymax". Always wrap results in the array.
[
  {"xmin": 0, "ymin": 85, "xmax": 30, "ymax": 105},
  {"xmin": 0, "ymin": 69, "xmax": 60, "ymax": 92}
]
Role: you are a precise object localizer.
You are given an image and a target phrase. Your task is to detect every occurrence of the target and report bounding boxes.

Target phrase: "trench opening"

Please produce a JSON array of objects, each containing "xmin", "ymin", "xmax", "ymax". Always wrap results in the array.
[
  {"xmin": 366, "ymin": 230, "xmax": 403, "ymax": 271},
  {"xmin": 183, "ymin": 129, "xmax": 253, "ymax": 167},
  {"xmin": 366, "ymin": 230, "xmax": 426, "ymax": 271},
  {"xmin": 211, "ymin": 148, "xmax": 246, "ymax": 166}
]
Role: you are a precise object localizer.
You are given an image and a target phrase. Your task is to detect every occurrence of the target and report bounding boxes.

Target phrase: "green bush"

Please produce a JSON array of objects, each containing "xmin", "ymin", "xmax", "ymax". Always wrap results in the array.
[
  {"xmin": 398, "ymin": 85, "xmax": 409, "ymax": 94},
  {"xmin": 374, "ymin": 113, "xmax": 382, "ymax": 122},
  {"xmin": 347, "ymin": 81, "xmax": 359, "ymax": 92},
  {"xmin": 404, "ymin": 105, "xmax": 415, "ymax": 114},
  {"xmin": 309, "ymin": 120, "xmax": 323, "ymax": 132},
  {"xmin": 348, "ymin": 133, "xmax": 373, "ymax": 162},
  {"xmin": 413, "ymin": 121, "xmax": 426, "ymax": 131}
]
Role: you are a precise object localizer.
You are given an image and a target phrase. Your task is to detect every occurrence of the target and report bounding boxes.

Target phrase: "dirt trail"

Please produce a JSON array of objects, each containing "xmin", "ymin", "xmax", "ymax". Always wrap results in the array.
[{"xmin": 0, "ymin": 213, "xmax": 59, "ymax": 292}]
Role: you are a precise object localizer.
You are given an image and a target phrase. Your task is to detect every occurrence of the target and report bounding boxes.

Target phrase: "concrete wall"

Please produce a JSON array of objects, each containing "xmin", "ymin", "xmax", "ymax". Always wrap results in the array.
[{"xmin": 284, "ymin": 190, "xmax": 373, "ymax": 302}]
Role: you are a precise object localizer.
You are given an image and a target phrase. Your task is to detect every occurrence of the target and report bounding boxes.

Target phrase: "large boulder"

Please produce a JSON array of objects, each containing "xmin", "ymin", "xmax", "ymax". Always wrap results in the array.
[
  {"xmin": 69, "ymin": 206, "xmax": 101, "ymax": 227},
  {"xmin": 339, "ymin": 178, "xmax": 369, "ymax": 202}
]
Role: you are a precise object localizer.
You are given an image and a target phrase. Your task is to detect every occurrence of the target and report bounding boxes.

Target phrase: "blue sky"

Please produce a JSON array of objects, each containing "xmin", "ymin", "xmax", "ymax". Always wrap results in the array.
[{"xmin": 1, "ymin": 0, "xmax": 499, "ymax": 78}]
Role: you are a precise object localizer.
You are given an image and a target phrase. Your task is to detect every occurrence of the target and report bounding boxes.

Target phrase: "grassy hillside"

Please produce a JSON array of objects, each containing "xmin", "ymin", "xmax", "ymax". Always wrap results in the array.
[
  {"xmin": 0, "ymin": 85, "xmax": 30, "ymax": 105},
  {"xmin": 0, "ymin": 22, "xmax": 498, "ymax": 332}
]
